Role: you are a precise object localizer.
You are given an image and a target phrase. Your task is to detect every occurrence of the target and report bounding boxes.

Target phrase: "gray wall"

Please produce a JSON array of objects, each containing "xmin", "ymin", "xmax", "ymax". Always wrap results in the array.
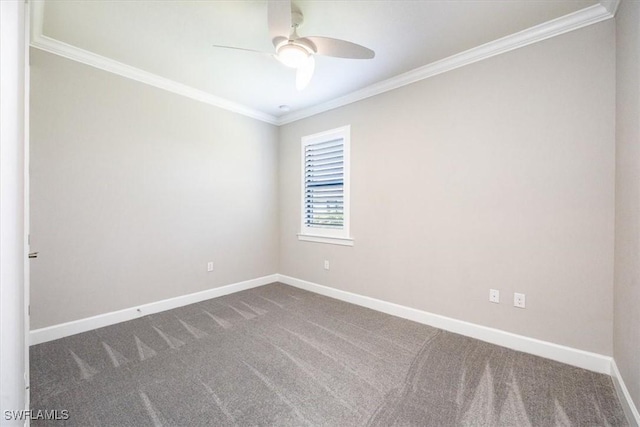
[
  {"xmin": 30, "ymin": 49, "xmax": 279, "ymax": 329},
  {"xmin": 614, "ymin": 0, "xmax": 640, "ymax": 410},
  {"xmin": 279, "ymin": 21, "xmax": 616, "ymax": 355}
]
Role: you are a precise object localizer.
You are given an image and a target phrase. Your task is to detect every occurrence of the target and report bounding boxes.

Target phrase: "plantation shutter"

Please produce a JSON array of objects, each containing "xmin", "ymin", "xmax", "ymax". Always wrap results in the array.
[{"xmin": 304, "ymin": 137, "xmax": 344, "ymax": 229}]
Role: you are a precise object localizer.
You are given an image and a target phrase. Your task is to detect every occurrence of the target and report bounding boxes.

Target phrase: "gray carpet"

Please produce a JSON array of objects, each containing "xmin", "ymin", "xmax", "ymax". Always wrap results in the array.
[{"xmin": 30, "ymin": 282, "xmax": 627, "ymax": 426}]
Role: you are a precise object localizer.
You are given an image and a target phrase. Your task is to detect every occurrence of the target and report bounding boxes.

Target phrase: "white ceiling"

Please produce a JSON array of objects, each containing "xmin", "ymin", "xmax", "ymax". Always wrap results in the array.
[{"xmin": 39, "ymin": 0, "xmax": 599, "ymax": 119}]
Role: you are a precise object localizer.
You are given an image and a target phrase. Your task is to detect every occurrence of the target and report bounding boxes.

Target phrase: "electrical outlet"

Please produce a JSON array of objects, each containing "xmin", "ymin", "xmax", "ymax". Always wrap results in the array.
[
  {"xmin": 324, "ymin": 260, "xmax": 330, "ymax": 270},
  {"xmin": 514, "ymin": 292, "xmax": 526, "ymax": 308},
  {"xmin": 207, "ymin": 261, "xmax": 214, "ymax": 272},
  {"xmin": 489, "ymin": 289, "xmax": 500, "ymax": 303}
]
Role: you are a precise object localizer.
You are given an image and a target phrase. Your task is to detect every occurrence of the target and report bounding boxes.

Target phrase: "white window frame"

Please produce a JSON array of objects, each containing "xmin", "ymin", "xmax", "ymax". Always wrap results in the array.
[{"xmin": 298, "ymin": 125, "xmax": 353, "ymax": 246}]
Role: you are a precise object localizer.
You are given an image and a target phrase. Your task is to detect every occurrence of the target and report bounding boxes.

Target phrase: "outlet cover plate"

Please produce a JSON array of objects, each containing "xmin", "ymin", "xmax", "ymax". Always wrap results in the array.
[
  {"xmin": 514, "ymin": 292, "xmax": 526, "ymax": 308},
  {"xmin": 489, "ymin": 289, "xmax": 500, "ymax": 303}
]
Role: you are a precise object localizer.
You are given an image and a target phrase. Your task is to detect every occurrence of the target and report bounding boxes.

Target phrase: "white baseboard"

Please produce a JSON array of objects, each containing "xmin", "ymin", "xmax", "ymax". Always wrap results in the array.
[
  {"xmin": 277, "ymin": 274, "xmax": 613, "ymax": 375},
  {"xmin": 611, "ymin": 359, "xmax": 640, "ymax": 426},
  {"xmin": 29, "ymin": 274, "xmax": 278, "ymax": 345}
]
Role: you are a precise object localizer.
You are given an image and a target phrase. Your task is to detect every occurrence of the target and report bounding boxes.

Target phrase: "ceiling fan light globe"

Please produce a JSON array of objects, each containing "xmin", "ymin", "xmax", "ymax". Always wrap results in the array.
[
  {"xmin": 296, "ymin": 56, "xmax": 315, "ymax": 91},
  {"xmin": 276, "ymin": 44, "xmax": 310, "ymax": 68}
]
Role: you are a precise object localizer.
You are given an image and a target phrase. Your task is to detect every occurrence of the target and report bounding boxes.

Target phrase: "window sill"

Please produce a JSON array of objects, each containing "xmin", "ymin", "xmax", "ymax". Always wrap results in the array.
[{"xmin": 297, "ymin": 234, "xmax": 354, "ymax": 246}]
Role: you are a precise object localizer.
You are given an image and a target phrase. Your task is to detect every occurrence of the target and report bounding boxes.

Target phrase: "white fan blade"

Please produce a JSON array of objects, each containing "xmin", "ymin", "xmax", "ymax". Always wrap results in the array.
[
  {"xmin": 268, "ymin": 0, "xmax": 291, "ymax": 44},
  {"xmin": 296, "ymin": 56, "xmax": 315, "ymax": 91},
  {"xmin": 302, "ymin": 36, "xmax": 374, "ymax": 59},
  {"xmin": 212, "ymin": 45, "xmax": 274, "ymax": 57}
]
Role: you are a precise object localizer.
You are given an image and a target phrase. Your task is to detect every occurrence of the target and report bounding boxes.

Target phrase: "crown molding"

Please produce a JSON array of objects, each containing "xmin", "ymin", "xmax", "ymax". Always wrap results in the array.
[
  {"xmin": 29, "ymin": 2, "xmax": 278, "ymax": 125},
  {"xmin": 30, "ymin": 0, "xmax": 617, "ymax": 127},
  {"xmin": 276, "ymin": 0, "xmax": 619, "ymax": 125},
  {"xmin": 600, "ymin": 0, "xmax": 621, "ymax": 15},
  {"xmin": 30, "ymin": 35, "xmax": 279, "ymax": 125}
]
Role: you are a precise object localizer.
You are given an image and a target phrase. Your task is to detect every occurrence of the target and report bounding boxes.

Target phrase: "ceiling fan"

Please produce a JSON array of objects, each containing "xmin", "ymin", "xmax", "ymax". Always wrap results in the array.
[{"xmin": 212, "ymin": 0, "xmax": 375, "ymax": 90}]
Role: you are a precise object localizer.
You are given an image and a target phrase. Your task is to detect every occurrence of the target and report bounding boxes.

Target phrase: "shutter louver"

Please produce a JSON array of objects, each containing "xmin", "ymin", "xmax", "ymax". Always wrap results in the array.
[{"xmin": 304, "ymin": 137, "xmax": 344, "ymax": 229}]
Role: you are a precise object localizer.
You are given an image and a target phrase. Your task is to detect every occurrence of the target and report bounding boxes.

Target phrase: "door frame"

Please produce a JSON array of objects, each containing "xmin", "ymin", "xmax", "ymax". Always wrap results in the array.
[{"xmin": 0, "ymin": 0, "xmax": 29, "ymax": 424}]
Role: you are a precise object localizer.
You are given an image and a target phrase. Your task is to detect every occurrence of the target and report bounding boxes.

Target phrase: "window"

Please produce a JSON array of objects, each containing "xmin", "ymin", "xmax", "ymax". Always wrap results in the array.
[{"xmin": 298, "ymin": 125, "xmax": 353, "ymax": 246}]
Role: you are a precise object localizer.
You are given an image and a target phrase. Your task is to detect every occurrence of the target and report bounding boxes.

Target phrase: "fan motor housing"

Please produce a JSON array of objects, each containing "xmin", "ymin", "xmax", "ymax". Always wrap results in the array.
[{"xmin": 291, "ymin": 11, "xmax": 304, "ymax": 28}]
